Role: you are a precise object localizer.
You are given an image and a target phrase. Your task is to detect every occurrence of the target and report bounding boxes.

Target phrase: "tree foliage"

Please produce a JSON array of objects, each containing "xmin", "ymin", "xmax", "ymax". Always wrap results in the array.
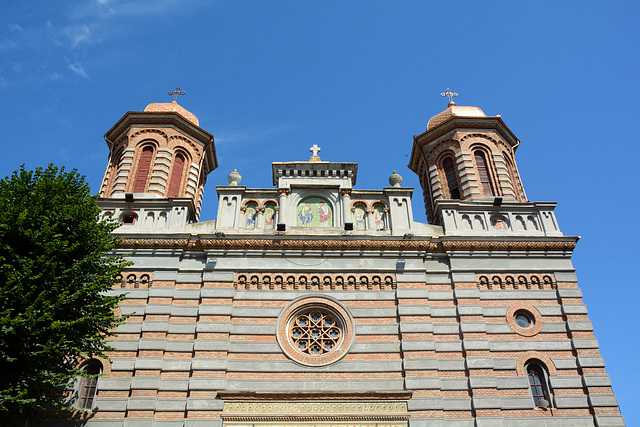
[{"xmin": 0, "ymin": 165, "xmax": 127, "ymax": 423}]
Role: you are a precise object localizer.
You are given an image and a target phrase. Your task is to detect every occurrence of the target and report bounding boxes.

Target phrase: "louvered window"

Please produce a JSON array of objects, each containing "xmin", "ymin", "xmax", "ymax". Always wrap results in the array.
[
  {"xmin": 442, "ymin": 157, "xmax": 460, "ymax": 199},
  {"xmin": 474, "ymin": 151, "xmax": 494, "ymax": 196},
  {"xmin": 133, "ymin": 146, "xmax": 154, "ymax": 193},
  {"xmin": 167, "ymin": 153, "xmax": 185, "ymax": 197}
]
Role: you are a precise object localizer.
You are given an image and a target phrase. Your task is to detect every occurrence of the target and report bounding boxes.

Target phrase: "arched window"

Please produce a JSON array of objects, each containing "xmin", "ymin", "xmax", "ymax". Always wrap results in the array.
[
  {"xmin": 78, "ymin": 360, "xmax": 102, "ymax": 409},
  {"xmin": 442, "ymin": 157, "xmax": 460, "ymax": 199},
  {"xmin": 133, "ymin": 145, "xmax": 154, "ymax": 193},
  {"xmin": 167, "ymin": 152, "xmax": 186, "ymax": 197},
  {"xmin": 474, "ymin": 150, "xmax": 494, "ymax": 196},
  {"xmin": 526, "ymin": 361, "xmax": 552, "ymax": 407}
]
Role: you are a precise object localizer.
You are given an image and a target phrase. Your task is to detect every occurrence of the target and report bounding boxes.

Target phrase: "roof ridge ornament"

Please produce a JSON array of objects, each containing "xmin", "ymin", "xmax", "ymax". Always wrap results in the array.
[
  {"xmin": 441, "ymin": 88, "xmax": 458, "ymax": 107},
  {"xmin": 309, "ymin": 144, "xmax": 321, "ymax": 162},
  {"xmin": 168, "ymin": 86, "xmax": 186, "ymax": 103}
]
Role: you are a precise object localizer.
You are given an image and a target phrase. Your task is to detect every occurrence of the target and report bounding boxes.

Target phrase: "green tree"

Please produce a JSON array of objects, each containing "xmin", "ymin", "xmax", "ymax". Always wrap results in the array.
[{"xmin": 0, "ymin": 165, "xmax": 128, "ymax": 424}]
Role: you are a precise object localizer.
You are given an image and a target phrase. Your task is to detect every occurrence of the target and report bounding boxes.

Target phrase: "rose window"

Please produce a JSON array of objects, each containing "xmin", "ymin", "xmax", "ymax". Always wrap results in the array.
[
  {"xmin": 289, "ymin": 309, "xmax": 343, "ymax": 355},
  {"xmin": 277, "ymin": 296, "xmax": 354, "ymax": 366}
]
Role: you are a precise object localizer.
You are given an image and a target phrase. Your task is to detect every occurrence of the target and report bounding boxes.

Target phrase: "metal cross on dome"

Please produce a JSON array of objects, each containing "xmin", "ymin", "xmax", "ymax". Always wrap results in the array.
[
  {"xmin": 441, "ymin": 88, "xmax": 458, "ymax": 103},
  {"xmin": 168, "ymin": 87, "xmax": 186, "ymax": 102},
  {"xmin": 310, "ymin": 144, "xmax": 321, "ymax": 157}
]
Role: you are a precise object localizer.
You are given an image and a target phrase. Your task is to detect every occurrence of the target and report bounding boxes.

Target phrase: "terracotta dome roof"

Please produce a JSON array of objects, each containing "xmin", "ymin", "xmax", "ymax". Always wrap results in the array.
[
  {"xmin": 143, "ymin": 101, "xmax": 199, "ymax": 126},
  {"xmin": 426, "ymin": 103, "xmax": 486, "ymax": 131}
]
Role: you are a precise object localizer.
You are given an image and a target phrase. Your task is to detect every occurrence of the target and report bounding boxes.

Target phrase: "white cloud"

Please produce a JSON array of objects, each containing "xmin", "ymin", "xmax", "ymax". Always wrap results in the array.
[
  {"xmin": 64, "ymin": 24, "xmax": 91, "ymax": 47},
  {"xmin": 68, "ymin": 62, "xmax": 88, "ymax": 79}
]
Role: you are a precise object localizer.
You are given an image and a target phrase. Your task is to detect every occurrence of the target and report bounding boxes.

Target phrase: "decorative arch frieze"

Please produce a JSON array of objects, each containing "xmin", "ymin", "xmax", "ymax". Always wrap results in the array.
[
  {"xmin": 129, "ymin": 128, "xmax": 168, "ymax": 147},
  {"xmin": 371, "ymin": 200, "xmax": 388, "ymax": 209},
  {"xmin": 459, "ymin": 132, "xmax": 510, "ymax": 151},
  {"xmin": 259, "ymin": 199, "xmax": 279, "ymax": 209},
  {"xmin": 241, "ymin": 199, "xmax": 260, "ymax": 209},
  {"xmin": 426, "ymin": 139, "xmax": 461, "ymax": 166},
  {"xmin": 168, "ymin": 134, "xmax": 202, "ymax": 159},
  {"xmin": 350, "ymin": 200, "xmax": 369, "ymax": 209},
  {"xmin": 235, "ymin": 272, "xmax": 396, "ymax": 291}
]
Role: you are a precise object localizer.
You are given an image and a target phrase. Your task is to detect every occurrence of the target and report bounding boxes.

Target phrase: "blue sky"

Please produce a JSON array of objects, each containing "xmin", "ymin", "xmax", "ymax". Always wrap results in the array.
[{"xmin": 1, "ymin": 0, "xmax": 638, "ymax": 422}]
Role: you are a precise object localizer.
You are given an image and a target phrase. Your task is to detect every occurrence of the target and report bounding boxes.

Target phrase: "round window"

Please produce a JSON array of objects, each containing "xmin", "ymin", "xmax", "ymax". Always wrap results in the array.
[
  {"xmin": 276, "ymin": 296, "xmax": 355, "ymax": 366},
  {"xmin": 514, "ymin": 310, "xmax": 534, "ymax": 329},
  {"xmin": 289, "ymin": 308, "xmax": 343, "ymax": 355}
]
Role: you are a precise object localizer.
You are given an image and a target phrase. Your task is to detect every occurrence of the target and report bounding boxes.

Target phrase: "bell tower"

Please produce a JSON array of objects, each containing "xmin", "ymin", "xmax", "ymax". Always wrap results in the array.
[
  {"xmin": 98, "ymin": 96, "xmax": 217, "ymax": 229},
  {"xmin": 409, "ymin": 92, "xmax": 560, "ymax": 236}
]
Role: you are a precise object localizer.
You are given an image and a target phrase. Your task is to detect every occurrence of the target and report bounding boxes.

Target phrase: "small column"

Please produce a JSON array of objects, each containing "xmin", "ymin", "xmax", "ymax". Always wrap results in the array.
[
  {"xmin": 256, "ymin": 207, "xmax": 265, "ymax": 229},
  {"xmin": 341, "ymin": 189, "xmax": 352, "ymax": 224},
  {"xmin": 366, "ymin": 208, "xmax": 375, "ymax": 230},
  {"xmin": 383, "ymin": 208, "xmax": 390, "ymax": 230},
  {"xmin": 278, "ymin": 189, "xmax": 290, "ymax": 226}
]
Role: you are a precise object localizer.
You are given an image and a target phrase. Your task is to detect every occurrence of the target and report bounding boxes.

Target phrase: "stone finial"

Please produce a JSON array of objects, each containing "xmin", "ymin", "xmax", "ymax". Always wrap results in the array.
[
  {"xmin": 389, "ymin": 170, "xmax": 402, "ymax": 187},
  {"xmin": 228, "ymin": 169, "xmax": 242, "ymax": 186}
]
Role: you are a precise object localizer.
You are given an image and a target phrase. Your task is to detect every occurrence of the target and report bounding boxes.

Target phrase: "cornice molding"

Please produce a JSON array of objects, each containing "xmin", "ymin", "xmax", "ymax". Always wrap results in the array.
[
  {"xmin": 218, "ymin": 391, "xmax": 414, "ymax": 400},
  {"xmin": 105, "ymin": 112, "xmax": 214, "ymax": 146},
  {"xmin": 115, "ymin": 236, "xmax": 577, "ymax": 252}
]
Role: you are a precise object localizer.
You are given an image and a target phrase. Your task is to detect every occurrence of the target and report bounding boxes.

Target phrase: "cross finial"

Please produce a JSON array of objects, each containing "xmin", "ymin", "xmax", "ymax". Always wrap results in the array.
[
  {"xmin": 441, "ymin": 88, "xmax": 458, "ymax": 106},
  {"xmin": 309, "ymin": 144, "xmax": 321, "ymax": 161},
  {"xmin": 168, "ymin": 86, "xmax": 186, "ymax": 102}
]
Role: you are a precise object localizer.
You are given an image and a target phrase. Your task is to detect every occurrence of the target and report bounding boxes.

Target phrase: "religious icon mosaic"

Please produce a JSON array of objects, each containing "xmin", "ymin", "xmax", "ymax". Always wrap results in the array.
[
  {"xmin": 354, "ymin": 206, "xmax": 367, "ymax": 230},
  {"xmin": 245, "ymin": 203, "xmax": 257, "ymax": 229},
  {"xmin": 374, "ymin": 205, "xmax": 386, "ymax": 230},
  {"xmin": 297, "ymin": 197, "xmax": 333, "ymax": 227},
  {"xmin": 264, "ymin": 203, "xmax": 276, "ymax": 229}
]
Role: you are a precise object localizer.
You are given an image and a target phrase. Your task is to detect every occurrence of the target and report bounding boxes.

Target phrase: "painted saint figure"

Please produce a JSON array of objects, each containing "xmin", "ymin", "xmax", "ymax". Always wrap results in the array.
[
  {"xmin": 317, "ymin": 202, "xmax": 331, "ymax": 227},
  {"xmin": 355, "ymin": 207, "xmax": 366, "ymax": 230},
  {"xmin": 374, "ymin": 207, "xmax": 385, "ymax": 230},
  {"xmin": 246, "ymin": 207, "xmax": 256, "ymax": 229},
  {"xmin": 299, "ymin": 202, "xmax": 313, "ymax": 227},
  {"xmin": 265, "ymin": 206, "xmax": 275, "ymax": 229}
]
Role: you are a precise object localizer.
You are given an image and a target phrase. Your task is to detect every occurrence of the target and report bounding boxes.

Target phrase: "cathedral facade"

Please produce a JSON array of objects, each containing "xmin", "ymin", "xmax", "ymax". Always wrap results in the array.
[{"xmin": 66, "ymin": 99, "xmax": 623, "ymax": 426}]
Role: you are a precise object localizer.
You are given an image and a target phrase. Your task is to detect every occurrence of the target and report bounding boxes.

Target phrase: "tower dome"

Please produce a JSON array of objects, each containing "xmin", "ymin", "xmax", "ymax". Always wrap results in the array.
[
  {"xmin": 426, "ymin": 104, "xmax": 486, "ymax": 131},
  {"xmin": 144, "ymin": 100, "xmax": 199, "ymax": 126},
  {"xmin": 410, "ymin": 102, "xmax": 526, "ymax": 223}
]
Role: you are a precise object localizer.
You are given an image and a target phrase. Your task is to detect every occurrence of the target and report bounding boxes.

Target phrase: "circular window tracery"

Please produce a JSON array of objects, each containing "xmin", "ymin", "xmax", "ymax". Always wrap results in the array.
[
  {"xmin": 277, "ymin": 296, "xmax": 354, "ymax": 366},
  {"xmin": 289, "ymin": 308, "xmax": 343, "ymax": 355}
]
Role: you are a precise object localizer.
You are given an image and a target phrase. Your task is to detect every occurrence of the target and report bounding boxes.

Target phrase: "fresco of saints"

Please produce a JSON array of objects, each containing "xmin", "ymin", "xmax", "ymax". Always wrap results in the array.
[
  {"xmin": 317, "ymin": 202, "xmax": 331, "ymax": 227},
  {"xmin": 246, "ymin": 208, "xmax": 256, "ymax": 229},
  {"xmin": 265, "ymin": 206, "xmax": 275, "ymax": 229},
  {"xmin": 298, "ymin": 202, "xmax": 313, "ymax": 227},
  {"xmin": 374, "ymin": 207, "xmax": 385, "ymax": 230},
  {"xmin": 355, "ymin": 207, "xmax": 366, "ymax": 230}
]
